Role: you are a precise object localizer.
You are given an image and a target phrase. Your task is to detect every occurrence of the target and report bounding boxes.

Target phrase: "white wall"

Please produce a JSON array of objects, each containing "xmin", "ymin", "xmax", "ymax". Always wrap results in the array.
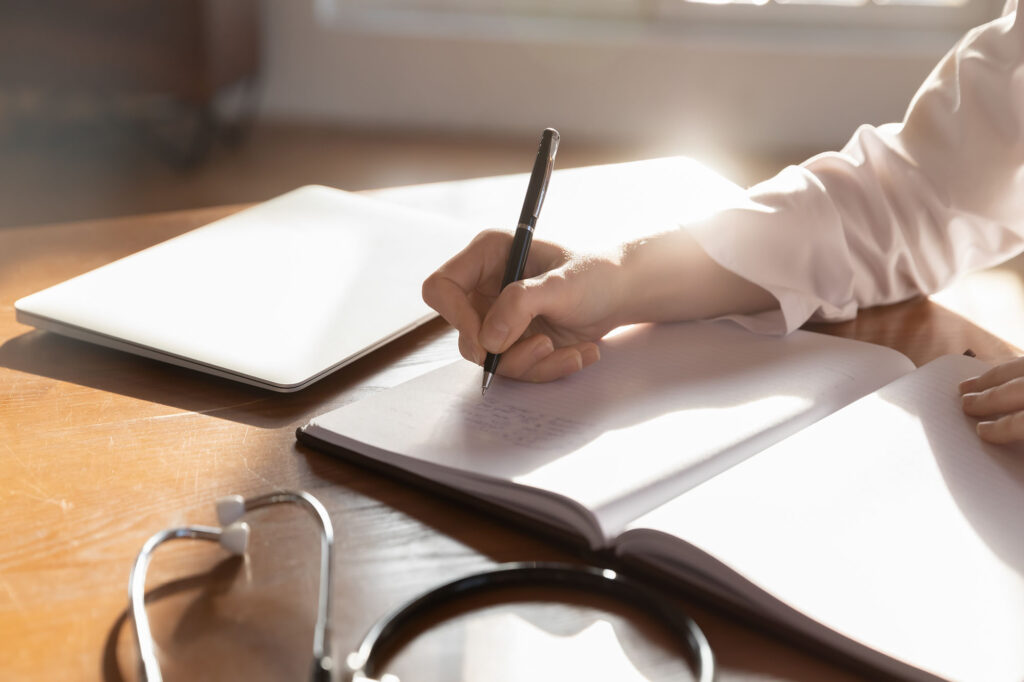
[{"xmin": 258, "ymin": 1, "xmax": 976, "ymax": 156}]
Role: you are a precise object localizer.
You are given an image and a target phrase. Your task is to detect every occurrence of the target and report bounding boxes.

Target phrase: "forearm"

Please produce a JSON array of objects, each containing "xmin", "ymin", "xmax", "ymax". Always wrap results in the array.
[{"xmin": 614, "ymin": 228, "xmax": 777, "ymax": 326}]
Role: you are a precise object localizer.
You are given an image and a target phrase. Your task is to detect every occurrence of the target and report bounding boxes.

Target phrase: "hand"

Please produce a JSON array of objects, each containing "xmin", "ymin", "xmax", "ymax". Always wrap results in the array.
[
  {"xmin": 422, "ymin": 230, "xmax": 623, "ymax": 382},
  {"xmin": 960, "ymin": 357, "xmax": 1024, "ymax": 444},
  {"xmin": 422, "ymin": 226, "xmax": 776, "ymax": 383}
]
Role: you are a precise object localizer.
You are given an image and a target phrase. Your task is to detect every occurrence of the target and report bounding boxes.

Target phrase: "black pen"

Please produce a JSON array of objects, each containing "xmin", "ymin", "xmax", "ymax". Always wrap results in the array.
[{"xmin": 482, "ymin": 128, "xmax": 560, "ymax": 396}]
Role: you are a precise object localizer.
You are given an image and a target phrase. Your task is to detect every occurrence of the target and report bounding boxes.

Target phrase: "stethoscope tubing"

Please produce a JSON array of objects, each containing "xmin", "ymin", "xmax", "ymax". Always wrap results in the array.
[
  {"xmin": 129, "ymin": 490, "xmax": 335, "ymax": 682},
  {"xmin": 130, "ymin": 525, "xmax": 226, "ymax": 682},
  {"xmin": 345, "ymin": 561, "xmax": 715, "ymax": 682}
]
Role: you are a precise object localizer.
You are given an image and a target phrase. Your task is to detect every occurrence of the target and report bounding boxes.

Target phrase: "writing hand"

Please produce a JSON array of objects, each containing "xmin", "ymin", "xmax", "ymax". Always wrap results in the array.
[
  {"xmin": 960, "ymin": 357, "xmax": 1024, "ymax": 444},
  {"xmin": 422, "ymin": 230, "xmax": 622, "ymax": 382}
]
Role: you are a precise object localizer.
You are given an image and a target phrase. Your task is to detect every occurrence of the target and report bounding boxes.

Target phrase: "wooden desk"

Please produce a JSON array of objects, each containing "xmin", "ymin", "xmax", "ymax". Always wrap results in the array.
[{"xmin": 1, "ymin": 174, "xmax": 1021, "ymax": 681}]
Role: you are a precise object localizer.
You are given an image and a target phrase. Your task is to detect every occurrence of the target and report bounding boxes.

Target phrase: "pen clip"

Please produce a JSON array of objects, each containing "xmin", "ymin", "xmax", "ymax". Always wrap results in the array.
[{"xmin": 518, "ymin": 128, "xmax": 559, "ymax": 228}]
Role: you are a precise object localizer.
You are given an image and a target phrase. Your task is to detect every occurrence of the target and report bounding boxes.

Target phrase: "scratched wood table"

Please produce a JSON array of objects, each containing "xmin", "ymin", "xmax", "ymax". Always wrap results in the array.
[{"xmin": 2, "ymin": 168, "xmax": 1021, "ymax": 682}]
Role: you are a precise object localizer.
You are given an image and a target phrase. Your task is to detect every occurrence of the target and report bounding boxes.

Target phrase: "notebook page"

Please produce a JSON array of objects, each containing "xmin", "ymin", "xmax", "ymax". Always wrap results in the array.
[
  {"xmin": 622, "ymin": 355, "xmax": 1024, "ymax": 682},
  {"xmin": 306, "ymin": 321, "xmax": 913, "ymax": 543}
]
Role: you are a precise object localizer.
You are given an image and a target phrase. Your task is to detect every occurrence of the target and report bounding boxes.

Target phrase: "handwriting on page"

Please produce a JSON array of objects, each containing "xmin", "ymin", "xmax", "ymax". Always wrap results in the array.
[{"xmin": 461, "ymin": 402, "xmax": 585, "ymax": 449}]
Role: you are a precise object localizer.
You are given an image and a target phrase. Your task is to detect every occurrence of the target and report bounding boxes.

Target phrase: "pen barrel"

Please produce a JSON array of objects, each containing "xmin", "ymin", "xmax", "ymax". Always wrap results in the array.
[
  {"xmin": 499, "ymin": 225, "xmax": 534, "ymax": 290},
  {"xmin": 482, "ymin": 350, "xmax": 501, "ymax": 376},
  {"xmin": 483, "ymin": 128, "xmax": 556, "ymax": 389},
  {"xmin": 483, "ymin": 225, "xmax": 533, "ymax": 379}
]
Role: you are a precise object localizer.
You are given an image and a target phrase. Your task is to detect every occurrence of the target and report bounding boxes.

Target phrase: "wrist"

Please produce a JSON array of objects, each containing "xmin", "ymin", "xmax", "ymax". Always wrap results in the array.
[
  {"xmin": 616, "ymin": 228, "xmax": 777, "ymax": 324},
  {"xmin": 616, "ymin": 231, "xmax": 693, "ymax": 324}
]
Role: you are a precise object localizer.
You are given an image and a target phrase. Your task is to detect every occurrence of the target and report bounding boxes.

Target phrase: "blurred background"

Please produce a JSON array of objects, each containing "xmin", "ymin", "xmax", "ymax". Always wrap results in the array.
[{"xmin": 0, "ymin": 0, "xmax": 1003, "ymax": 228}]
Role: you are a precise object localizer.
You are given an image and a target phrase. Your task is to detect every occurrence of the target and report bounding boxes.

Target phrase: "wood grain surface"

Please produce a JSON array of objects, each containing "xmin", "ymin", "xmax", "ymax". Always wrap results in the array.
[{"xmin": 2, "ymin": 182, "xmax": 1020, "ymax": 682}]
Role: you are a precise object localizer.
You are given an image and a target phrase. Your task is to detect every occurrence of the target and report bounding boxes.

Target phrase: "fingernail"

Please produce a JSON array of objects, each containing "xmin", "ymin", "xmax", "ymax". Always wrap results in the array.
[
  {"xmin": 580, "ymin": 344, "xmax": 601, "ymax": 368},
  {"xmin": 563, "ymin": 351, "xmax": 583, "ymax": 375},
  {"xmin": 480, "ymin": 320, "xmax": 509, "ymax": 352},
  {"xmin": 533, "ymin": 337, "xmax": 554, "ymax": 361}
]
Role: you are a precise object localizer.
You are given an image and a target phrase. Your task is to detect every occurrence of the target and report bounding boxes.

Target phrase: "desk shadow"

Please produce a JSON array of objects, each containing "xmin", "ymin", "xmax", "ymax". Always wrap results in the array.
[
  {"xmin": 103, "ymin": 555, "xmax": 313, "ymax": 682},
  {"xmin": 0, "ymin": 319, "xmax": 453, "ymax": 429},
  {"xmin": 102, "ymin": 557, "xmax": 243, "ymax": 682}
]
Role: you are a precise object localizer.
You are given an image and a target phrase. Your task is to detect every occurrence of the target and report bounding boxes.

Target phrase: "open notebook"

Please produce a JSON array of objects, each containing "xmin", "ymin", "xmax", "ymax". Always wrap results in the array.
[{"xmin": 297, "ymin": 321, "xmax": 1024, "ymax": 682}]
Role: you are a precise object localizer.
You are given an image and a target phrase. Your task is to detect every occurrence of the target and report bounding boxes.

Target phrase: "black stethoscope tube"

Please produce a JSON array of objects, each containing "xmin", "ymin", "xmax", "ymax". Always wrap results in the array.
[{"xmin": 345, "ymin": 561, "xmax": 715, "ymax": 682}]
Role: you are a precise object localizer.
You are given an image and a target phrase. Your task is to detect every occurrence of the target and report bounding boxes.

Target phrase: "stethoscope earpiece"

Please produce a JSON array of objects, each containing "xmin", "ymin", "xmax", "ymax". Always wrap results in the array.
[
  {"xmin": 216, "ymin": 494, "xmax": 248, "ymax": 526},
  {"xmin": 218, "ymin": 521, "xmax": 250, "ymax": 556}
]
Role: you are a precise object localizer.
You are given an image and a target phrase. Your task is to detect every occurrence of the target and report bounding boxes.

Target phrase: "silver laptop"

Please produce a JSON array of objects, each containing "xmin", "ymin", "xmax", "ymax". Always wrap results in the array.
[{"xmin": 15, "ymin": 185, "xmax": 477, "ymax": 391}]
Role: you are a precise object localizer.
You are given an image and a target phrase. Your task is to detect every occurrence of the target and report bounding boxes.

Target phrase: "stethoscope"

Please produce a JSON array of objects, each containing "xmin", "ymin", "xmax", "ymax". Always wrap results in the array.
[
  {"xmin": 130, "ymin": 491, "xmax": 334, "ymax": 681},
  {"xmin": 130, "ymin": 490, "xmax": 715, "ymax": 682}
]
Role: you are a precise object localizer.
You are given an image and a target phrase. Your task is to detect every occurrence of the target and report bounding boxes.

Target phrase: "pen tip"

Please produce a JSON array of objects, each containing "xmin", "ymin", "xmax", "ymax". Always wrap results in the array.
[{"xmin": 481, "ymin": 371, "xmax": 494, "ymax": 397}]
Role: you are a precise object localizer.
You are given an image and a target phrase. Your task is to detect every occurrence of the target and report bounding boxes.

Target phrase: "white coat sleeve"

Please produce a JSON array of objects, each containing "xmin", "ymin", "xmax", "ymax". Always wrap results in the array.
[{"xmin": 686, "ymin": 2, "xmax": 1024, "ymax": 334}]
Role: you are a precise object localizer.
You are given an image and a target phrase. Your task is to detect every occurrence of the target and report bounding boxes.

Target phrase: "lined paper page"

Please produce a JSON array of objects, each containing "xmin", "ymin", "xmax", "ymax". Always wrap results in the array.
[
  {"xmin": 307, "ymin": 321, "xmax": 913, "ymax": 542},
  {"xmin": 623, "ymin": 354, "xmax": 1024, "ymax": 682}
]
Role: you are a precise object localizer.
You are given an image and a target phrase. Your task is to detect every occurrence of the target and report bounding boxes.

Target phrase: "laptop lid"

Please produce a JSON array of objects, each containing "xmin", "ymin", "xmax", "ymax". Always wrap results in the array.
[{"xmin": 15, "ymin": 185, "xmax": 478, "ymax": 391}]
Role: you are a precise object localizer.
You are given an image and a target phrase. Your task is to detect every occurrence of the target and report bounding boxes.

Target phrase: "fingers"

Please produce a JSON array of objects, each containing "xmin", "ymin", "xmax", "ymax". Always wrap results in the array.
[
  {"xmin": 423, "ymin": 231, "xmax": 512, "ymax": 363},
  {"xmin": 976, "ymin": 412, "xmax": 1024, "ymax": 445},
  {"xmin": 961, "ymin": 360, "xmax": 1024, "ymax": 445},
  {"xmin": 423, "ymin": 231, "xmax": 571, "ymax": 365},
  {"xmin": 479, "ymin": 269, "xmax": 572, "ymax": 354},
  {"xmin": 493, "ymin": 335, "xmax": 601, "ymax": 383},
  {"xmin": 427, "ymin": 275, "xmax": 485, "ymax": 362},
  {"xmin": 423, "ymin": 231, "xmax": 508, "ymax": 320},
  {"xmin": 962, "ymin": 376, "xmax": 1024, "ymax": 417},
  {"xmin": 959, "ymin": 357, "xmax": 1024, "ymax": 394}
]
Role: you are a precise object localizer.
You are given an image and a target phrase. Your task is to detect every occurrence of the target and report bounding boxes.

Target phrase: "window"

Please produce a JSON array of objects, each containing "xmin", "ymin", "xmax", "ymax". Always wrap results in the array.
[{"xmin": 319, "ymin": 0, "xmax": 1005, "ymax": 35}]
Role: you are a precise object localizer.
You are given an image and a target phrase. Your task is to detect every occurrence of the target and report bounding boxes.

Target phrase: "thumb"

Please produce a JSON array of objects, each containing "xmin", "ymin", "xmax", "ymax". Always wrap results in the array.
[{"xmin": 478, "ymin": 269, "xmax": 570, "ymax": 354}]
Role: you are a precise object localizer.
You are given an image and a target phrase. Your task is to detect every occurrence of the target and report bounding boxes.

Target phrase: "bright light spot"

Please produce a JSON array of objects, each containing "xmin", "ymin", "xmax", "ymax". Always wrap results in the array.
[
  {"xmin": 518, "ymin": 394, "xmax": 813, "ymax": 510},
  {"xmin": 463, "ymin": 613, "xmax": 654, "ymax": 681},
  {"xmin": 932, "ymin": 265, "xmax": 1024, "ymax": 353}
]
